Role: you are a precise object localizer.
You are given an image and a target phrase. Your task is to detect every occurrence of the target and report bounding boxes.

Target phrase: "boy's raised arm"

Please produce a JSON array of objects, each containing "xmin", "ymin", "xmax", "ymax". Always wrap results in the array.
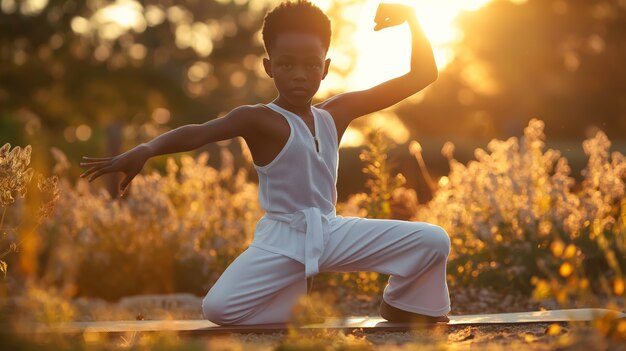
[
  {"xmin": 316, "ymin": 4, "xmax": 437, "ymax": 129},
  {"xmin": 80, "ymin": 105, "xmax": 256, "ymax": 196}
]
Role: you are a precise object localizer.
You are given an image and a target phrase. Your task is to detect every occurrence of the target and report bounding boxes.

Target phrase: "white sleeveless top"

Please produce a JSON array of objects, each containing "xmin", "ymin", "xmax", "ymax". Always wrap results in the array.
[
  {"xmin": 253, "ymin": 102, "xmax": 339, "ymax": 214},
  {"xmin": 249, "ymin": 102, "xmax": 340, "ymax": 278}
]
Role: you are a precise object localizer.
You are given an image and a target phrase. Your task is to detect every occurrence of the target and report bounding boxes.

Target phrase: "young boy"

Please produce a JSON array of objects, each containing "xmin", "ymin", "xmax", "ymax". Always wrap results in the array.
[{"xmin": 80, "ymin": 0, "xmax": 451, "ymax": 325}]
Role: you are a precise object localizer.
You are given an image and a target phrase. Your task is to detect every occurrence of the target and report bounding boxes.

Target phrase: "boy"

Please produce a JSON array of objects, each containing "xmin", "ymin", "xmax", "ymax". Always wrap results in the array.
[{"xmin": 80, "ymin": 0, "xmax": 450, "ymax": 325}]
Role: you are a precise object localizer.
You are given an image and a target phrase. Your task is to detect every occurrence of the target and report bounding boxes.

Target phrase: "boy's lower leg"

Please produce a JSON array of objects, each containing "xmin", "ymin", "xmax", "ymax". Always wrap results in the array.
[{"xmin": 380, "ymin": 298, "xmax": 449, "ymax": 323}]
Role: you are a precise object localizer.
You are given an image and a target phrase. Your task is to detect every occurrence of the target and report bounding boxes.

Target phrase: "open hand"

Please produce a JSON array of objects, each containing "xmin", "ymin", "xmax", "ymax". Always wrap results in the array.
[
  {"xmin": 373, "ymin": 3, "xmax": 415, "ymax": 31},
  {"xmin": 79, "ymin": 144, "xmax": 152, "ymax": 196}
]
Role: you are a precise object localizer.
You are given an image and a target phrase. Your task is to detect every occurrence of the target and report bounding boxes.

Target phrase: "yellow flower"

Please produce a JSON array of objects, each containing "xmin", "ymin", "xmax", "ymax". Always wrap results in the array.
[
  {"xmin": 559, "ymin": 262, "xmax": 573, "ymax": 278},
  {"xmin": 614, "ymin": 278, "xmax": 624, "ymax": 295}
]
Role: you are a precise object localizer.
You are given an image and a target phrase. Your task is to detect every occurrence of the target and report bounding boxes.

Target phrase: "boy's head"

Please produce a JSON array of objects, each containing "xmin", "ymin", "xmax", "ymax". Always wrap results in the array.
[
  {"xmin": 262, "ymin": 0, "xmax": 331, "ymax": 56},
  {"xmin": 261, "ymin": 0, "xmax": 332, "ymax": 105}
]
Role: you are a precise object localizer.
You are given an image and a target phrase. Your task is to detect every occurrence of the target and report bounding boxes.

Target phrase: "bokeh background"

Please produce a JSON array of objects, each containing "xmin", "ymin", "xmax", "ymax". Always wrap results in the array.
[
  {"xmin": 2, "ymin": 0, "xmax": 625, "ymax": 200},
  {"xmin": 1, "ymin": 0, "xmax": 625, "ymax": 335}
]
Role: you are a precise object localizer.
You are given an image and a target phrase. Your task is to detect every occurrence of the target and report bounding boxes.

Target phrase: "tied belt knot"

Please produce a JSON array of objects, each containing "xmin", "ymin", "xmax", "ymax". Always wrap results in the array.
[{"xmin": 263, "ymin": 207, "xmax": 335, "ymax": 279}]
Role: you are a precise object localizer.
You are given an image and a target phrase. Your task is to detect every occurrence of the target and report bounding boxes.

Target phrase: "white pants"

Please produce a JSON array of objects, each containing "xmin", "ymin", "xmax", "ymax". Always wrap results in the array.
[{"xmin": 202, "ymin": 215, "xmax": 451, "ymax": 325}]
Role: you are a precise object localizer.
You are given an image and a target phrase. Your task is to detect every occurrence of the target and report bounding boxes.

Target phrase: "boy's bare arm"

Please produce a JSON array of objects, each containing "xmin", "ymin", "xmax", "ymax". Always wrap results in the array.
[
  {"xmin": 80, "ymin": 105, "xmax": 257, "ymax": 195},
  {"xmin": 143, "ymin": 105, "xmax": 257, "ymax": 157},
  {"xmin": 316, "ymin": 4, "xmax": 437, "ymax": 127}
]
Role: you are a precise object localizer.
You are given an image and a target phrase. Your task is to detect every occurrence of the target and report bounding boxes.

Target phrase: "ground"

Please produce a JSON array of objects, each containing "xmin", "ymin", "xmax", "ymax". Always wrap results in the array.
[{"xmin": 4, "ymin": 286, "xmax": 624, "ymax": 350}]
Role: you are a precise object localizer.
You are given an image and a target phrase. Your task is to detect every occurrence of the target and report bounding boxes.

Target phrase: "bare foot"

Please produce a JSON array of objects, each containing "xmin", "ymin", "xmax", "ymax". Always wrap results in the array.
[{"xmin": 380, "ymin": 299, "xmax": 449, "ymax": 323}]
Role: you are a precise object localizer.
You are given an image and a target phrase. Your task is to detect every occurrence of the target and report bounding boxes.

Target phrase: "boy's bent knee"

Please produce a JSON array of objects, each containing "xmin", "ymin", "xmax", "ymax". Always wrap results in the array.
[
  {"xmin": 425, "ymin": 225, "xmax": 451, "ymax": 259},
  {"xmin": 202, "ymin": 291, "xmax": 241, "ymax": 326}
]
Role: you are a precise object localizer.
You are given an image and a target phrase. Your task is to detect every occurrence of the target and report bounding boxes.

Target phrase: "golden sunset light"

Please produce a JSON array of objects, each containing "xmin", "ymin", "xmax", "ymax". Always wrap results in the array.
[
  {"xmin": 314, "ymin": 0, "xmax": 496, "ymax": 93},
  {"xmin": 310, "ymin": 0, "xmax": 498, "ymax": 147},
  {"xmin": 3, "ymin": 0, "xmax": 626, "ymax": 348},
  {"xmin": 68, "ymin": 0, "xmax": 497, "ymax": 100}
]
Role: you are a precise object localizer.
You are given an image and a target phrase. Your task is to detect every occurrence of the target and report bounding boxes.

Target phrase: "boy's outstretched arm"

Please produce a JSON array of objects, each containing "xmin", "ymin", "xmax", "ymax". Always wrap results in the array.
[
  {"xmin": 80, "ymin": 105, "xmax": 257, "ymax": 195},
  {"xmin": 316, "ymin": 4, "xmax": 437, "ymax": 130}
]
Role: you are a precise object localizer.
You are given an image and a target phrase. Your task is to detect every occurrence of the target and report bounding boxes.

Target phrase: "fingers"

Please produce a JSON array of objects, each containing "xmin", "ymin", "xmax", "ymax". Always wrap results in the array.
[
  {"xmin": 79, "ymin": 170, "xmax": 109, "ymax": 184},
  {"xmin": 80, "ymin": 163, "xmax": 107, "ymax": 178},
  {"xmin": 80, "ymin": 156, "xmax": 113, "ymax": 170},
  {"xmin": 374, "ymin": 20, "xmax": 393, "ymax": 31},
  {"xmin": 119, "ymin": 173, "xmax": 137, "ymax": 197},
  {"xmin": 120, "ymin": 169, "xmax": 141, "ymax": 197},
  {"xmin": 86, "ymin": 167, "xmax": 110, "ymax": 182},
  {"xmin": 373, "ymin": 3, "xmax": 410, "ymax": 31},
  {"xmin": 80, "ymin": 160, "xmax": 110, "ymax": 167},
  {"xmin": 374, "ymin": 13, "xmax": 388, "ymax": 27},
  {"xmin": 80, "ymin": 157, "xmax": 114, "ymax": 177},
  {"xmin": 82, "ymin": 156, "xmax": 113, "ymax": 161},
  {"xmin": 374, "ymin": 3, "xmax": 394, "ymax": 22},
  {"xmin": 373, "ymin": 19, "xmax": 405, "ymax": 31},
  {"xmin": 79, "ymin": 167, "xmax": 96, "ymax": 178},
  {"xmin": 120, "ymin": 176, "xmax": 130, "ymax": 193}
]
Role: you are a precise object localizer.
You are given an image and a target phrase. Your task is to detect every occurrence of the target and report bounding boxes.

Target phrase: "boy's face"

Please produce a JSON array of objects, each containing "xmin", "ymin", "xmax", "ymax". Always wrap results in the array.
[{"xmin": 263, "ymin": 32, "xmax": 331, "ymax": 107}]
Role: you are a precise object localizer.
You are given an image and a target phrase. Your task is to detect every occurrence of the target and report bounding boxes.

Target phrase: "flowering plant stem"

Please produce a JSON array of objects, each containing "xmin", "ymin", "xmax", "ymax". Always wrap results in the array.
[
  {"xmin": 0, "ymin": 215, "xmax": 40, "ymax": 260},
  {"xmin": 0, "ymin": 206, "xmax": 6, "ymax": 229}
]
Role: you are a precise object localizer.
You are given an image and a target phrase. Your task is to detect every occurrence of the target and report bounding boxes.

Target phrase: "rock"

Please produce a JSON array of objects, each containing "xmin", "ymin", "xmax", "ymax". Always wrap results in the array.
[{"xmin": 118, "ymin": 293, "xmax": 203, "ymax": 311}]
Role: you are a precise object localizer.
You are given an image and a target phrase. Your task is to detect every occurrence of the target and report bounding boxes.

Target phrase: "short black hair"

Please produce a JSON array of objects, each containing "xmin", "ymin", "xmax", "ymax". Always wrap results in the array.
[{"xmin": 262, "ymin": 0, "xmax": 331, "ymax": 56}]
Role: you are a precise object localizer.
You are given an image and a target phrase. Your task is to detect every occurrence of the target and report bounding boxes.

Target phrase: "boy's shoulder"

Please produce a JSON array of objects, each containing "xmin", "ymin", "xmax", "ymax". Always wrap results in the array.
[
  {"xmin": 234, "ymin": 103, "xmax": 275, "ymax": 116},
  {"xmin": 229, "ymin": 103, "xmax": 287, "ymax": 137},
  {"xmin": 223, "ymin": 103, "xmax": 272, "ymax": 125},
  {"xmin": 237, "ymin": 102, "xmax": 334, "ymax": 119}
]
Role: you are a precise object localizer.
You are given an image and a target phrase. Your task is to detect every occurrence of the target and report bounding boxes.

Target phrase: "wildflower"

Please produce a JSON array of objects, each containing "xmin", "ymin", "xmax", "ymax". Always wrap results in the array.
[
  {"xmin": 50, "ymin": 147, "xmax": 70, "ymax": 175},
  {"xmin": 441, "ymin": 141, "xmax": 455, "ymax": 160},
  {"xmin": 614, "ymin": 278, "xmax": 624, "ymax": 295},
  {"xmin": 0, "ymin": 143, "xmax": 34, "ymax": 206},
  {"xmin": 409, "ymin": 140, "xmax": 422, "ymax": 156},
  {"xmin": 36, "ymin": 174, "xmax": 61, "ymax": 220}
]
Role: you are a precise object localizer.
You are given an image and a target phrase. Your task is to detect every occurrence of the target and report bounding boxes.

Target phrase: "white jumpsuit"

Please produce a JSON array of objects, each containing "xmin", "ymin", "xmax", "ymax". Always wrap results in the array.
[{"xmin": 202, "ymin": 102, "xmax": 451, "ymax": 325}]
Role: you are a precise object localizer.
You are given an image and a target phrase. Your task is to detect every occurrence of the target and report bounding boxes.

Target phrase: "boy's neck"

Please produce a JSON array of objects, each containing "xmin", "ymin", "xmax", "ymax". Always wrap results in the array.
[{"xmin": 272, "ymin": 97, "xmax": 313, "ymax": 117}]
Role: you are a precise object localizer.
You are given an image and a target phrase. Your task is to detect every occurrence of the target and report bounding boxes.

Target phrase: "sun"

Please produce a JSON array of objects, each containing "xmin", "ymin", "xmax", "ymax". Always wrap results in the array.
[
  {"xmin": 312, "ymin": 0, "xmax": 497, "ymax": 95},
  {"xmin": 311, "ymin": 0, "xmax": 495, "ymax": 147},
  {"xmin": 347, "ymin": 0, "xmax": 493, "ymax": 91}
]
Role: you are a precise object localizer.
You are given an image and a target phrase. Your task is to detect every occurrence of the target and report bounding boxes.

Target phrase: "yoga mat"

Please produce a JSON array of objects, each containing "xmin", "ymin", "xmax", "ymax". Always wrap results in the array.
[{"xmin": 20, "ymin": 308, "xmax": 625, "ymax": 335}]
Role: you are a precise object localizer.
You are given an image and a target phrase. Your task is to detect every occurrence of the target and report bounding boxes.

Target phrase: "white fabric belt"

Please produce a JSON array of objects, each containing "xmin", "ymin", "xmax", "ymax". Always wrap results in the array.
[{"xmin": 263, "ymin": 207, "xmax": 335, "ymax": 278}]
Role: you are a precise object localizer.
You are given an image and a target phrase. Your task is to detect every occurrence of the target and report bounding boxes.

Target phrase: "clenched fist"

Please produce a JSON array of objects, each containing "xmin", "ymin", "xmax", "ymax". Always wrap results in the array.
[{"xmin": 373, "ymin": 3, "xmax": 416, "ymax": 31}]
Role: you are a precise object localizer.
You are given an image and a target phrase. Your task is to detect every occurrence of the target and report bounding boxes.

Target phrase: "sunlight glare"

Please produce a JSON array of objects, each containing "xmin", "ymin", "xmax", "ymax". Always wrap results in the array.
[
  {"xmin": 339, "ymin": 110, "xmax": 410, "ymax": 148},
  {"xmin": 19, "ymin": 0, "xmax": 48, "ymax": 16},
  {"xmin": 340, "ymin": 127, "xmax": 364, "ymax": 148},
  {"xmin": 91, "ymin": 0, "xmax": 146, "ymax": 39},
  {"xmin": 311, "ymin": 0, "xmax": 333, "ymax": 11},
  {"xmin": 368, "ymin": 110, "xmax": 410, "ymax": 143},
  {"xmin": 347, "ymin": 0, "xmax": 494, "ymax": 90}
]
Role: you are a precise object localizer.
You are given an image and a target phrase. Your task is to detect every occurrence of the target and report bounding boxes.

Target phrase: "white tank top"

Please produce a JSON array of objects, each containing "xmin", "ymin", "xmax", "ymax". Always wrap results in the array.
[
  {"xmin": 253, "ymin": 102, "xmax": 339, "ymax": 215},
  {"xmin": 250, "ymin": 102, "xmax": 340, "ymax": 278}
]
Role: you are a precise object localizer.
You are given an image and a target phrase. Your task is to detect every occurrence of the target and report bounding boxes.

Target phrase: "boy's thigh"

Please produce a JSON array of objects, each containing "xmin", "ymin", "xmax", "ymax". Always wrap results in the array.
[
  {"xmin": 202, "ymin": 246, "xmax": 306, "ymax": 324},
  {"xmin": 319, "ymin": 216, "xmax": 450, "ymax": 277}
]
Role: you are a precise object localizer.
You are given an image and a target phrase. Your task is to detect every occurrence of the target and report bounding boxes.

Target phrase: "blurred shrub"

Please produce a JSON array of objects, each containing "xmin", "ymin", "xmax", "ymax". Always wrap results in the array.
[
  {"xmin": 7, "ymin": 118, "xmax": 625, "ymax": 310},
  {"xmin": 0, "ymin": 143, "xmax": 60, "ymax": 279},
  {"xmin": 415, "ymin": 119, "xmax": 625, "ymax": 305},
  {"xmin": 39, "ymin": 143, "xmax": 261, "ymax": 300},
  {"xmin": 338, "ymin": 128, "xmax": 409, "ymax": 220},
  {"xmin": 318, "ymin": 129, "xmax": 414, "ymax": 305}
]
